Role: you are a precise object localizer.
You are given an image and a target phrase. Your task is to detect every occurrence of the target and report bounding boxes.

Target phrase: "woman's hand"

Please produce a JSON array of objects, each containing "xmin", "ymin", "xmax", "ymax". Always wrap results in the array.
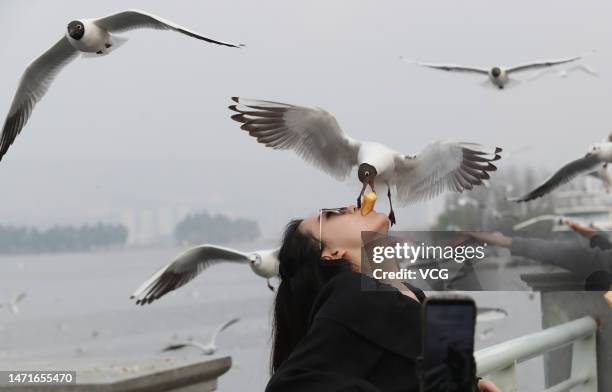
[
  {"xmin": 563, "ymin": 219, "xmax": 596, "ymax": 238},
  {"xmin": 468, "ymin": 231, "xmax": 512, "ymax": 249},
  {"xmin": 478, "ymin": 378, "xmax": 502, "ymax": 392}
]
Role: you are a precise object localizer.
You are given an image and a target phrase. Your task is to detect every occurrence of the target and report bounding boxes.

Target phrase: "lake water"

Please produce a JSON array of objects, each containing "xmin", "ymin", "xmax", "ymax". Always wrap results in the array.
[{"xmin": 0, "ymin": 246, "xmax": 543, "ymax": 391}]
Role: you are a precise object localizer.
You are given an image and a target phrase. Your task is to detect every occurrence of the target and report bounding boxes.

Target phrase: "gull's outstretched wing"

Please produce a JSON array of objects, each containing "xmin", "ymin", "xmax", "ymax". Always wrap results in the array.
[
  {"xmin": 476, "ymin": 307, "xmax": 508, "ymax": 323},
  {"xmin": 0, "ymin": 37, "xmax": 78, "ymax": 162},
  {"xmin": 208, "ymin": 317, "xmax": 240, "ymax": 347},
  {"xmin": 162, "ymin": 341, "xmax": 208, "ymax": 353},
  {"xmin": 393, "ymin": 142, "xmax": 502, "ymax": 204},
  {"xmin": 14, "ymin": 292, "xmax": 27, "ymax": 304},
  {"xmin": 93, "ymin": 10, "xmax": 242, "ymax": 48},
  {"xmin": 509, "ymin": 154, "xmax": 604, "ymax": 202},
  {"xmin": 401, "ymin": 58, "xmax": 488, "ymax": 74},
  {"xmin": 131, "ymin": 245, "xmax": 250, "ymax": 305},
  {"xmin": 506, "ymin": 55, "xmax": 584, "ymax": 74},
  {"xmin": 230, "ymin": 97, "xmax": 361, "ymax": 180}
]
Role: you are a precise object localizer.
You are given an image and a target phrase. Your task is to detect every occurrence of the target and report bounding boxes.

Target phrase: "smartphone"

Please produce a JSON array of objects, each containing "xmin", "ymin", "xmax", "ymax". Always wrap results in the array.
[{"xmin": 419, "ymin": 296, "xmax": 477, "ymax": 392}]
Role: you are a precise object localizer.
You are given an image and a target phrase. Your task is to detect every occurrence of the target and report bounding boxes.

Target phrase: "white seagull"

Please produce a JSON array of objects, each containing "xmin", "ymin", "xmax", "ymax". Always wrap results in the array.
[
  {"xmin": 131, "ymin": 245, "xmax": 279, "ymax": 305},
  {"xmin": 0, "ymin": 10, "xmax": 242, "ymax": 162},
  {"xmin": 229, "ymin": 97, "xmax": 502, "ymax": 224},
  {"xmin": 0, "ymin": 292, "xmax": 27, "ymax": 314},
  {"xmin": 162, "ymin": 317, "xmax": 240, "ymax": 355},
  {"xmin": 476, "ymin": 307, "xmax": 508, "ymax": 323},
  {"xmin": 401, "ymin": 53, "xmax": 588, "ymax": 89},
  {"xmin": 510, "ymin": 134, "xmax": 612, "ymax": 202},
  {"xmin": 513, "ymin": 215, "xmax": 564, "ymax": 231}
]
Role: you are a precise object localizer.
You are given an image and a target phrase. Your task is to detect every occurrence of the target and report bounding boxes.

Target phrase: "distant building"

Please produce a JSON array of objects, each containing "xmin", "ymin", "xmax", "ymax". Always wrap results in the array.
[
  {"xmin": 552, "ymin": 178, "xmax": 612, "ymax": 231},
  {"xmin": 120, "ymin": 206, "xmax": 193, "ymax": 245}
]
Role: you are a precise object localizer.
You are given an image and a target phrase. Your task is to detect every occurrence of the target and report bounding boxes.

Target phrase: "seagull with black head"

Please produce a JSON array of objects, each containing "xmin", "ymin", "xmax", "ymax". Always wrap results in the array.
[
  {"xmin": 230, "ymin": 97, "xmax": 502, "ymax": 225},
  {"xmin": 0, "ymin": 10, "xmax": 242, "ymax": 162}
]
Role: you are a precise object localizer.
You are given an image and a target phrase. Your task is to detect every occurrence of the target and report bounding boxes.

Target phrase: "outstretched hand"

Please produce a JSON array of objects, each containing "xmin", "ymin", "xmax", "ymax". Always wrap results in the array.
[{"xmin": 563, "ymin": 219, "xmax": 596, "ymax": 238}]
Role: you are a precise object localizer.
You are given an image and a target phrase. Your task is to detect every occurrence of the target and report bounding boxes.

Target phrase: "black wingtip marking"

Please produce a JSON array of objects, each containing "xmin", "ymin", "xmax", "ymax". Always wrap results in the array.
[
  {"xmin": 495, "ymin": 147, "xmax": 503, "ymax": 153},
  {"xmin": 231, "ymin": 97, "xmax": 240, "ymax": 103}
]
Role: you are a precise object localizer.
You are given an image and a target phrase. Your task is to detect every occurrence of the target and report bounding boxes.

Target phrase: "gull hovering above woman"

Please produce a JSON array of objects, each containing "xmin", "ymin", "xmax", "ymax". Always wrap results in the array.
[
  {"xmin": 131, "ymin": 245, "xmax": 279, "ymax": 305},
  {"xmin": 230, "ymin": 97, "xmax": 502, "ymax": 225},
  {"xmin": 401, "ymin": 53, "xmax": 590, "ymax": 89},
  {"xmin": 0, "ymin": 10, "xmax": 242, "ymax": 162}
]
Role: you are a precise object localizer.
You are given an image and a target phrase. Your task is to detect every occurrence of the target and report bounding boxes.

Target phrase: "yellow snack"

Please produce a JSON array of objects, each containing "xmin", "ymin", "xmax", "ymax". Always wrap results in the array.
[{"xmin": 361, "ymin": 192, "xmax": 377, "ymax": 216}]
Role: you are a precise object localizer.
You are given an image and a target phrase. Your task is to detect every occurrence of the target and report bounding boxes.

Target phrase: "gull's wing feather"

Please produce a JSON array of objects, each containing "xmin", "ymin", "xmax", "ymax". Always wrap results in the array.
[
  {"xmin": 509, "ymin": 154, "xmax": 604, "ymax": 202},
  {"xmin": 14, "ymin": 292, "xmax": 27, "ymax": 304},
  {"xmin": 131, "ymin": 245, "xmax": 250, "ymax": 305},
  {"xmin": 93, "ymin": 10, "xmax": 242, "ymax": 48},
  {"xmin": 208, "ymin": 317, "xmax": 240, "ymax": 347},
  {"xmin": 230, "ymin": 98, "xmax": 361, "ymax": 180},
  {"xmin": 0, "ymin": 37, "xmax": 78, "ymax": 162},
  {"xmin": 393, "ymin": 142, "xmax": 502, "ymax": 204},
  {"xmin": 506, "ymin": 55, "xmax": 583, "ymax": 74},
  {"xmin": 163, "ymin": 341, "xmax": 208, "ymax": 353},
  {"xmin": 401, "ymin": 58, "xmax": 488, "ymax": 74}
]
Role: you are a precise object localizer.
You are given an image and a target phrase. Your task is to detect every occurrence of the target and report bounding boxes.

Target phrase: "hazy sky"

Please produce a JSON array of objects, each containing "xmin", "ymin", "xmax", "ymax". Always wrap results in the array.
[{"xmin": 0, "ymin": 0, "xmax": 610, "ymax": 238}]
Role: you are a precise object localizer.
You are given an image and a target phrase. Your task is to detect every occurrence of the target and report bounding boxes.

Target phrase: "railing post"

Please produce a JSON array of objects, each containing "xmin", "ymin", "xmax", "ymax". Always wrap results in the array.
[{"xmin": 569, "ymin": 330, "xmax": 598, "ymax": 392}]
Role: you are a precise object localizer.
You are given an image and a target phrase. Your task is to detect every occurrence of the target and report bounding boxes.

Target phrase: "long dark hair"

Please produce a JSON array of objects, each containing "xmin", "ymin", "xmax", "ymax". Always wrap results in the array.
[{"xmin": 271, "ymin": 219, "xmax": 351, "ymax": 372}]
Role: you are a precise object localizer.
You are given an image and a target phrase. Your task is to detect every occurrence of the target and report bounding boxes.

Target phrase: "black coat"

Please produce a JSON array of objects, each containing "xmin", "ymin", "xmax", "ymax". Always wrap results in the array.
[{"xmin": 266, "ymin": 271, "xmax": 425, "ymax": 392}]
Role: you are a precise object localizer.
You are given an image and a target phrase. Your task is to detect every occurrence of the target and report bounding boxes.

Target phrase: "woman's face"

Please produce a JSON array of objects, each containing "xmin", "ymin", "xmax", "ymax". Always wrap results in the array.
[{"xmin": 299, "ymin": 204, "xmax": 390, "ymax": 259}]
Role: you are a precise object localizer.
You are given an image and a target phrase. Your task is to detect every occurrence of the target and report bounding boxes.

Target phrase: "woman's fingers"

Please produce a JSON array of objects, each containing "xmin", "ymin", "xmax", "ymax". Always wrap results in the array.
[{"xmin": 478, "ymin": 379, "xmax": 503, "ymax": 392}]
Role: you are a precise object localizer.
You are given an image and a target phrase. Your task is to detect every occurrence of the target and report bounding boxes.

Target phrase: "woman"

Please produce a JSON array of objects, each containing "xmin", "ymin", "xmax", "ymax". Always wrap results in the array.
[{"xmin": 266, "ymin": 205, "xmax": 500, "ymax": 392}]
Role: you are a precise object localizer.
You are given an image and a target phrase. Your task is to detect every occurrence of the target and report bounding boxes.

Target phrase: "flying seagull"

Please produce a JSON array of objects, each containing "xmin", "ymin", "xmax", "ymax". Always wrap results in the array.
[
  {"xmin": 476, "ymin": 307, "xmax": 508, "ymax": 323},
  {"xmin": 162, "ymin": 317, "xmax": 240, "ymax": 355},
  {"xmin": 0, "ymin": 292, "xmax": 27, "ymax": 314},
  {"xmin": 131, "ymin": 246, "xmax": 279, "ymax": 305},
  {"xmin": 0, "ymin": 10, "xmax": 242, "ymax": 162},
  {"xmin": 513, "ymin": 215, "xmax": 564, "ymax": 231},
  {"xmin": 229, "ymin": 97, "xmax": 502, "ymax": 225},
  {"xmin": 510, "ymin": 134, "xmax": 612, "ymax": 202},
  {"xmin": 401, "ymin": 53, "xmax": 589, "ymax": 89}
]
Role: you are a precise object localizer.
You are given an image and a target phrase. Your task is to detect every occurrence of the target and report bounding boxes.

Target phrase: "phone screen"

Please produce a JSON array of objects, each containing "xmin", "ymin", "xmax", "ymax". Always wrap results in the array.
[{"xmin": 421, "ymin": 298, "xmax": 476, "ymax": 392}]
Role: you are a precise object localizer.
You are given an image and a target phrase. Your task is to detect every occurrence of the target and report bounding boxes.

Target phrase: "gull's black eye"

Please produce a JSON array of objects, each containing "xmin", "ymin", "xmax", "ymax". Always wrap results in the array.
[
  {"xmin": 365, "ymin": 171, "xmax": 370, "ymax": 176},
  {"xmin": 77, "ymin": 25, "xmax": 82, "ymax": 30}
]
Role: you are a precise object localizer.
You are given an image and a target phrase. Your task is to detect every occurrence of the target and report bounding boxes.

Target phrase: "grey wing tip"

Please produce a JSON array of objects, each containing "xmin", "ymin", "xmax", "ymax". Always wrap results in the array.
[{"xmin": 507, "ymin": 195, "xmax": 529, "ymax": 203}]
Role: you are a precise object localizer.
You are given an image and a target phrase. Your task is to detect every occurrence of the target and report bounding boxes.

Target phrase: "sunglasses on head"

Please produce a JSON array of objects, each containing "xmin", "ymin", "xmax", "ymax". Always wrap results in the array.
[{"xmin": 319, "ymin": 207, "xmax": 349, "ymax": 251}]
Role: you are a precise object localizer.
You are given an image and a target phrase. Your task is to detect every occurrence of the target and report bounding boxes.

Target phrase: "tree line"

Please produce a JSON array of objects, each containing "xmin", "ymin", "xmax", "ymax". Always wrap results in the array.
[
  {"xmin": 0, "ymin": 223, "xmax": 128, "ymax": 254},
  {"xmin": 174, "ymin": 210, "xmax": 260, "ymax": 245}
]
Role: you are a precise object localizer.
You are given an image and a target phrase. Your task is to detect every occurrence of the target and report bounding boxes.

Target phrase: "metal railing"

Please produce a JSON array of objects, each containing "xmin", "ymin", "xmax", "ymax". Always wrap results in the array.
[{"xmin": 475, "ymin": 316, "xmax": 598, "ymax": 392}]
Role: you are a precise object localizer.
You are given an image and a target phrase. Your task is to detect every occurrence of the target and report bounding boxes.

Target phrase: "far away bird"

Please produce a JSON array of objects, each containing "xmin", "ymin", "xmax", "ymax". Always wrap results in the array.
[
  {"xmin": 0, "ymin": 10, "xmax": 242, "ymax": 162},
  {"xmin": 401, "ymin": 53, "xmax": 589, "ymax": 89},
  {"xmin": 131, "ymin": 246, "xmax": 279, "ymax": 305},
  {"xmin": 510, "ymin": 134, "xmax": 612, "ymax": 202},
  {"xmin": 162, "ymin": 317, "xmax": 240, "ymax": 355},
  {"xmin": 476, "ymin": 307, "xmax": 508, "ymax": 323},
  {"xmin": 0, "ymin": 292, "xmax": 27, "ymax": 314},
  {"xmin": 230, "ymin": 98, "xmax": 502, "ymax": 225}
]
